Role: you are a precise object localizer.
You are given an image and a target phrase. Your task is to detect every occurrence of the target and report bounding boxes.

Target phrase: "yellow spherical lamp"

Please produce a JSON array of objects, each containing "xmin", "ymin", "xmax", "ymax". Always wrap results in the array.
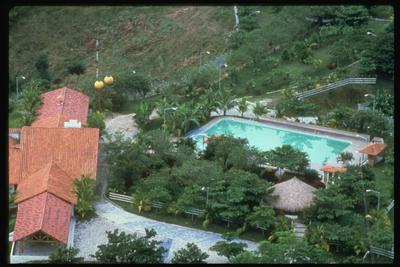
[
  {"xmin": 104, "ymin": 76, "xmax": 114, "ymax": 85},
  {"xmin": 94, "ymin": 80, "xmax": 104, "ymax": 90}
]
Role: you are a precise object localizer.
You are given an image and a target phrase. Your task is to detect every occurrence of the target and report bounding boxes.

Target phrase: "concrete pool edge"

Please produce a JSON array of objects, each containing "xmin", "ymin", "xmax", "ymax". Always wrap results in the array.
[{"xmin": 186, "ymin": 116, "xmax": 370, "ymax": 171}]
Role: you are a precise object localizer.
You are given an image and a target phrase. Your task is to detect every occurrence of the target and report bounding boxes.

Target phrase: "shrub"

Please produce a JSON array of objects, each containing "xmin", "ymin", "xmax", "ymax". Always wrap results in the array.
[
  {"xmin": 87, "ymin": 111, "xmax": 106, "ymax": 135},
  {"xmin": 49, "ymin": 245, "xmax": 82, "ymax": 263},
  {"xmin": 171, "ymin": 243, "xmax": 209, "ymax": 264},
  {"xmin": 66, "ymin": 60, "xmax": 86, "ymax": 75},
  {"xmin": 302, "ymin": 168, "xmax": 320, "ymax": 182}
]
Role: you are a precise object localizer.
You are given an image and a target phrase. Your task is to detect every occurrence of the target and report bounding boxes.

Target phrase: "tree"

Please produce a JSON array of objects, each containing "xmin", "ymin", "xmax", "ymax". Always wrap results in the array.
[
  {"xmin": 322, "ymin": 106, "xmax": 354, "ymax": 129},
  {"xmin": 237, "ymin": 98, "xmax": 249, "ymax": 117},
  {"xmin": 336, "ymin": 151, "xmax": 354, "ymax": 166},
  {"xmin": 374, "ymin": 89, "xmax": 394, "ymax": 117},
  {"xmin": 15, "ymin": 79, "xmax": 43, "ymax": 125},
  {"xmin": 135, "ymin": 101, "xmax": 154, "ymax": 129},
  {"xmin": 72, "ymin": 175, "xmax": 97, "ymax": 219},
  {"xmin": 276, "ymin": 97, "xmax": 318, "ymax": 117},
  {"xmin": 246, "ymin": 205, "xmax": 277, "ymax": 231},
  {"xmin": 114, "ymin": 71, "xmax": 151, "ymax": 98},
  {"xmin": 349, "ymin": 109, "xmax": 389, "ymax": 137},
  {"xmin": 87, "ymin": 111, "xmax": 106, "ymax": 135},
  {"xmin": 336, "ymin": 6, "xmax": 370, "ymax": 27},
  {"xmin": 265, "ymin": 145, "xmax": 310, "ymax": 173},
  {"xmin": 216, "ymin": 88, "xmax": 236, "ymax": 116},
  {"xmin": 171, "ymin": 243, "xmax": 209, "ymax": 264},
  {"xmin": 49, "ymin": 245, "xmax": 82, "ymax": 263},
  {"xmin": 34, "ymin": 52, "xmax": 51, "ymax": 81},
  {"xmin": 230, "ymin": 231, "xmax": 334, "ymax": 263},
  {"xmin": 210, "ymin": 240, "xmax": 248, "ymax": 260},
  {"xmin": 252, "ymin": 102, "xmax": 267, "ymax": 119},
  {"xmin": 92, "ymin": 229, "xmax": 166, "ymax": 263},
  {"xmin": 65, "ymin": 60, "xmax": 86, "ymax": 75}
]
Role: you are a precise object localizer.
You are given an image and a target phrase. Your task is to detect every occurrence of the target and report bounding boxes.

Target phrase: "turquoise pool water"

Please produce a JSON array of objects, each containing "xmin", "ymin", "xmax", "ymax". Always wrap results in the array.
[{"xmin": 190, "ymin": 118, "xmax": 351, "ymax": 164}]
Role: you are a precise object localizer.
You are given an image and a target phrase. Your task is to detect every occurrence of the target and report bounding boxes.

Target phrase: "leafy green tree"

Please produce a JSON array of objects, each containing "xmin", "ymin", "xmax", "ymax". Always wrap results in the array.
[
  {"xmin": 135, "ymin": 169, "xmax": 175, "ymax": 204},
  {"xmin": 87, "ymin": 111, "xmax": 106, "ymax": 135},
  {"xmin": 322, "ymin": 106, "xmax": 354, "ymax": 129},
  {"xmin": 72, "ymin": 175, "xmax": 97, "ymax": 219},
  {"xmin": 65, "ymin": 60, "xmax": 86, "ymax": 75},
  {"xmin": 336, "ymin": 151, "xmax": 354, "ymax": 166},
  {"xmin": 171, "ymin": 243, "xmax": 209, "ymax": 264},
  {"xmin": 237, "ymin": 98, "xmax": 248, "ymax": 117},
  {"xmin": 265, "ymin": 145, "xmax": 310, "ymax": 172},
  {"xmin": 210, "ymin": 240, "xmax": 248, "ymax": 260},
  {"xmin": 374, "ymin": 89, "xmax": 394, "ymax": 116},
  {"xmin": 349, "ymin": 109, "xmax": 389, "ymax": 137},
  {"xmin": 276, "ymin": 97, "xmax": 318, "ymax": 117},
  {"xmin": 49, "ymin": 245, "xmax": 82, "ymax": 263},
  {"xmin": 135, "ymin": 101, "xmax": 154, "ymax": 129},
  {"xmin": 189, "ymin": 66, "xmax": 218, "ymax": 89},
  {"xmin": 114, "ymin": 71, "xmax": 151, "ymax": 98},
  {"xmin": 230, "ymin": 231, "xmax": 334, "ymax": 263},
  {"xmin": 252, "ymin": 102, "xmax": 267, "ymax": 119},
  {"xmin": 15, "ymin": 80, "xmax": 43, "ymax": 125},
  {"xmin": 34, "ymin": 52, "xmax": 51, "ymax": 81},
  {"xmin": 246, "ymin": 205, "xmax": 276, "ymax": 231},
  {"xmin": 92, "ymin": 229, "xmax": 166, "ymax": 263},
  {"xmin": 171, "ymin": 159, "xmax": 223, "ymax": 187},
  {"xmin": 336, "ymin": 6, "xmax": 370, "ymax": 27}
]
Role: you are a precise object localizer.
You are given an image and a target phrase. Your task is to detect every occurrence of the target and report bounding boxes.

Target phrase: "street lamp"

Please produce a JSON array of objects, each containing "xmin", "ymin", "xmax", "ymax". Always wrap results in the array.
[
  {"xmin": 15, "ymin": 75, "xmax": 26, "ymax": 96},
  {"xmin": 200, "ymin": 51, "xmax": 211, "ymax": 67},
  {"xmin": 163, "ymin": 107, "xmax": 177, "ymax": 132},
  {"xmin": 364, "ymin": 94, "xmax": 376, "ymax": 112},
  {"xmin": 367, "ymin": 31, "xmax": 377, "ymax": 37},
  {"xmin": 201, "ymin": 186, "xmax": 209, "ymax": 205},
  {"xmin": 218, "ymin": 63, "xmax": 228, "ymax": 91},
  {"xmin": 366, "ymin": 189, "xmax": 381, "ymax": 211}
]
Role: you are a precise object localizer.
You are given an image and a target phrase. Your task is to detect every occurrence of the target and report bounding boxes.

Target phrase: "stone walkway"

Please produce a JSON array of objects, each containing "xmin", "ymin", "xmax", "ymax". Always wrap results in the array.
[
  {"xmin": 104, "ymin": 113, "xmax": 138, "ymax": 140},
  {"xmin": 74, "ymin": 199, "xmax": 258, "ymax": 263}
]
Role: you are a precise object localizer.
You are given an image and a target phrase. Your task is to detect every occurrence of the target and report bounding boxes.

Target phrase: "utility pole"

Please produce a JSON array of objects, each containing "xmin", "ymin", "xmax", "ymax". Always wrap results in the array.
[{"xmin": 233, "ymin": 5, "xmax": 240, "ymax": 31}]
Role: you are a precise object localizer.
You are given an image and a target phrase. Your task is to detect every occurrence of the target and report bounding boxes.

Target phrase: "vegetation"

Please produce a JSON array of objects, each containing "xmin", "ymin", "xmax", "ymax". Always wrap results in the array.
[
  {"xmin": 92, "ymin": 229, "xmax": 166, "ymax": 263},
  {"xmin": 210, "ymin": 240, "xmax": 248, "ymax": 260},
  {"xmin": 72, "ymin": 175, "xmax": 97, "ymax": 220},
  {"xmin": 48, "ymin": 245, "xmax": 83, "ymax": 263},
  {"xmin": 171, "ymin": 243, "xmax": 209, "ymax": 264},
  {"xmin": 87, "ymin": 111, "xmax": 106, "ymax": 135},
  {"xmin": 13, "ymin": 80, "xmax": 43, "ymax": 126}
]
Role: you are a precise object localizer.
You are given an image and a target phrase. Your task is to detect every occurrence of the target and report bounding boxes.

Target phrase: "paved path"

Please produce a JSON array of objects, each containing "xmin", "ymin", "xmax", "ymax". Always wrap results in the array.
[{"xmin": 74, "ymin": 199, "xmax": 258, "ymax": 263}]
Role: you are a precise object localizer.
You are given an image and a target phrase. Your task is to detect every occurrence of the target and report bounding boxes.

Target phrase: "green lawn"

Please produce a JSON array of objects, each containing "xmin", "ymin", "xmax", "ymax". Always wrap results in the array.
[{"xmin": 108, "ymin": 198, "xmax": 266, "ymax": 243}]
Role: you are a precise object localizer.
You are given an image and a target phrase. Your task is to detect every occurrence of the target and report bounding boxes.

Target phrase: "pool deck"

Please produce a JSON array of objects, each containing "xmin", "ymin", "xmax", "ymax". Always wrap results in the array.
[{"xmin": 188, "ymin": 116, "xmax": 370, "ymax": 172}]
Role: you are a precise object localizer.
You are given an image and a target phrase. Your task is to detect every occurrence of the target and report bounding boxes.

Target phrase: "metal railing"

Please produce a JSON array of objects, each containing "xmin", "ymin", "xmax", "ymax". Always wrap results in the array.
[
  {"xmin": 297, "ymin": 78, "xmax": 377, "ymax": 99},
  {"xmin": 369, "ymin": 245, "xmax": 394, "ymax": 259}
]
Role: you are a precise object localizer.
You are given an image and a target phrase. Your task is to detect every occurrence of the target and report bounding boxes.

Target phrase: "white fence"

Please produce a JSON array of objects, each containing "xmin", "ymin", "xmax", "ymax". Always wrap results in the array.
[
  {"xmin": 109, "ymin": 192, "xmax": 134, "ymax": 203},
  {"xmin": 297, "ymin": 78, "xmax": 377, "ymax": 99}
]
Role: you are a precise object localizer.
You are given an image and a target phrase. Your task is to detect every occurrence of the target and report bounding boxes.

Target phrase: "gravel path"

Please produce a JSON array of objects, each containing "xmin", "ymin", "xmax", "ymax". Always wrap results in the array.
[
  {"xmin": 104, "ymin": 113, "xmax": 138, "ymax": 140},
  {"xmin": 74, "ymin": 199, "xmax": 258, "ymax": 263}
]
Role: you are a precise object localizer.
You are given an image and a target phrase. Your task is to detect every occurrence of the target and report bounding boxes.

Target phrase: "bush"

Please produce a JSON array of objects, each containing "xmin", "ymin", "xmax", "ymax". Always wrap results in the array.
[
  {"xmin": 65, "ymin": 60, "xmax": 86, "ymax": 75},
  {"xmin": 302, "ymin": 168, "xmax": 320, "ymax": 182},
  {"xmin": 49, "ymin": 245, "xmax": 82, "ymax": 263},
  {"xmin": 87, "ymin": 111, "xmax": 106, "ymax": 135}
]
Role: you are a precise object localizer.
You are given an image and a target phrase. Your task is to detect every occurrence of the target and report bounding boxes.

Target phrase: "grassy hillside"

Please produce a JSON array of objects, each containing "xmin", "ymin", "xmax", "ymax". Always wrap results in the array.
[{"xmin": 9, "ymin": 5, "xmax": 393, "ymax": 109}]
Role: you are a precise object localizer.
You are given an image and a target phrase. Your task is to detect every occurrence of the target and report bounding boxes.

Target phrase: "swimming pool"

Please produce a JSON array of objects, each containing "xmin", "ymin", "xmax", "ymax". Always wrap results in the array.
[{"xmin": 189, "ymin": 118, "xmax": 351, "ymax": 164}]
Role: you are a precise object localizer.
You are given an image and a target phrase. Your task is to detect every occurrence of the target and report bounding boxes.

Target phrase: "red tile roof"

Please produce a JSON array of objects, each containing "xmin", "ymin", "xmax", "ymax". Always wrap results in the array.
[
  {"xmin": 358, "ymin": 142, "xmax": 387, "ymax": 156},
  {"xmin": 15, "ymin": 127, "xmax": 99, "ymax": 203},
  {"xmin": 37, "ymin": 87, "xmax": 89, "ymax": 124},
  {"xmin": 13, "ymin": 192, "xmax": 72, "ymax": 244},
  {"xmin": 9, "ymin": 129, "xmax": 22, "ymax": 185},
  {"xmin": 31, "ymin": 114, "xmax": 74, "ymax": 128},
  {"xmin": 15, "ymin": 161, "xmax": 77, "ymax": 204},
  {"xmin": 320, "ymin": 165, "xmax": 347, "ymax": 173}
]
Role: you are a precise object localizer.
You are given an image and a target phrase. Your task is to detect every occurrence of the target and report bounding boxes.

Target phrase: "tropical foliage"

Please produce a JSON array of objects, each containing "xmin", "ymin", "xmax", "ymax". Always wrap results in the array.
[{"xmin": 72, "ymin": 175, "xmax": 97, "ymax": 219}]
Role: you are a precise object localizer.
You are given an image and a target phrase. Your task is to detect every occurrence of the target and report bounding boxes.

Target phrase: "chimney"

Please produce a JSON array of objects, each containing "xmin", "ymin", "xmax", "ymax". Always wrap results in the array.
[{"xmin": 64, "ymin": 119, "xmax": 81, "ymax": 128}]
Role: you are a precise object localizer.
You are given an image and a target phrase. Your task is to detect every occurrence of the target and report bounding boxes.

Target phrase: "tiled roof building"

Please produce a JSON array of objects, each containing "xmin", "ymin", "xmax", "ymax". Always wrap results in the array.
[{"xmin": 9, "ymin": 87, "xmax": 98, "ymax": 247}]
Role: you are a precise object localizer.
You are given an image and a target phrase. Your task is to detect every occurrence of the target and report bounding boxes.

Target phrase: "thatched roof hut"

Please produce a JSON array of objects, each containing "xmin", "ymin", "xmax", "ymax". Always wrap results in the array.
[{"xmin": 269, "ymin": 177, "xmax": 316, "ymax": 213}]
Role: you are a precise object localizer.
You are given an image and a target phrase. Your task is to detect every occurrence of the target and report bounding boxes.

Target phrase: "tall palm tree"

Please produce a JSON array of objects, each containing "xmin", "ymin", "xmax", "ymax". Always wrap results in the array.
[
  {"xmin": 216, "ymin": 88, "xmax": 236, "ymax": 116},
  {"xmin": 237, "ymin": 98, "xmax": 248, "ymax": 117},
  {"xmin": 72, "ymin": 175, "xmax": 97, "ymax": 219},
  {"xmin": 252, "ymin": 101, "xmax": 267, "ymax": 119}
]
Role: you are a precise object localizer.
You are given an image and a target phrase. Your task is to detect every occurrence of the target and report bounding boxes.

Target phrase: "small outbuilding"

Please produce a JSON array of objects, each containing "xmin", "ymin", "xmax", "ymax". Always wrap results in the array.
[
  {"xmin": 320, "ymin": 165, "xmax": 347, "ymax": 184},
  {"xmin": 269, "ymin": 177, "xmax": 316, "ymax": 214},
  {"xmin": 358, "ymin": 142, "xmax": 387, "ymax": 166}
]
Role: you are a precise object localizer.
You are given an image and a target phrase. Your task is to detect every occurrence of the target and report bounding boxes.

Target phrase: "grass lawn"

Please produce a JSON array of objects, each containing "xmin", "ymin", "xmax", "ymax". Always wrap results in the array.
[{"xmin": 108, "ymin": 198, "xmax": 267, "ymax": 243}]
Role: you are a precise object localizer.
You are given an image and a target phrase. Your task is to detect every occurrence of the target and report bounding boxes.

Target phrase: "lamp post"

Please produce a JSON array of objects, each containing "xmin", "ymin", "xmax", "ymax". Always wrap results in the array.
[
  {"xmin": 201, "ymin": 186, "xmax": 209, "ymax": 205},
  {"xmin": 218, "ymin": 63, "xmax": 228, "ymax": 91},
  {"xmin": 15, "ymin": 75, "xmax": 26, "ymax": 96},
  {"xmin": 200, "ymin": 51, "xmax": 210, "ymax": 67},
  {"xmin": 163, "ymin": 107, "xmax": 177, "ymax": 132},
  {"xmin": 366, "ymin": 189, "xmax": 381, "ymax": 211},
  {"xmin": 364, "ymin": 94, "xmax": 376, "ymax": 112}
]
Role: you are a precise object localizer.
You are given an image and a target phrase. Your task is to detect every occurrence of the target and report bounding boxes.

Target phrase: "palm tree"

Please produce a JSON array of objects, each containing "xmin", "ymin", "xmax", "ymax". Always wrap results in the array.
[
  {"xmin": 72, "ymin": 175, "xmax": 97, "ymax": 219},
  {"xmin": 336, "ymin": 151, "xmax": 354, "ymax": 166},
  {"xmin": 15, "ymin": 80, "xmax": 43, "ymax": 125},
  {"xmin": 216, "ymin": 88, "xmax": 236, "ymax": 116},
  {"xmin": 252, "ymin": 101, "xmax": 267, "ymax": 119},
  {"xmin": 237, "ymin": 98, "xmax": 248, "ymax": 117},
  {"xmin": 176, "ymin": 103, "xmax": 201, "ymax": 136}
]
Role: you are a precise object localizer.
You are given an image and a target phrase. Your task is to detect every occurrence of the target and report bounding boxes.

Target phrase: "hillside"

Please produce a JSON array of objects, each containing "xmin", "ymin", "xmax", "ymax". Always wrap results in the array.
[{"xmin": 9, "ymin": 5, "xmax": 394, "ymax": 108}]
